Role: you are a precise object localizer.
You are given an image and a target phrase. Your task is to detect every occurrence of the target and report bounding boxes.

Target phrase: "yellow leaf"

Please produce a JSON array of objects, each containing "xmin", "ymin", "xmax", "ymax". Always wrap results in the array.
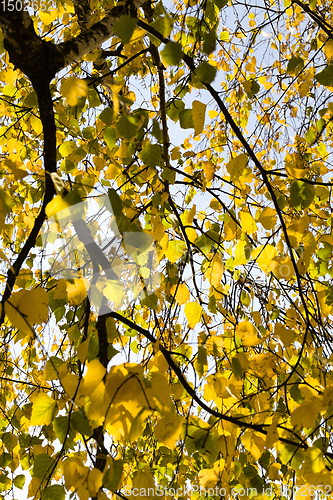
[
  {"xmin": 274, "ymin": 323, "xmax": 295, "ymax": 347},
  {"xmin": 324, "ymin": 39, "xmax": 333, "ymax": 63},
  {"xmin": 240, "ymin": 211, "xmax": 257, "ymax": 234},
  {"xmin": 206, "ymin": 252, "xmax": 224, "ymax": 287},
  {"xmin": 53, "ymin": 279, "xmax": 68, "ymax": 300},
  {"xmin": 269, "ymin": 463, "xmax": 281, "ymax": 480},
  {"xmin": 87, "ymin": 468, "xmax": 103, "ymax": 497},
  {"xmin": 62, "ymin": 459, "xmax": 88, "ymax": 490},
  {"xmin": 252, "ymin": 244, "xmax": 278, "ymax": 272},
  {"xmin": 269, "ymin": 255, "xmax": 293, "ymax": 280},
  {"xmin": 299, "ymin": 78, "xmax": 311, "ymax": 98},
  {"xmin": 105, "ymin": 364, "xmax": 147, "ymax": 418},
  {"xmin": 103, "ymin": 280, "xmax": 124, "ymax": 309},
  {"xmin": 257, "ymin": 207, "xmax": 277, "ymax": 230},
  {"xmin": 86, "ymin": 381, "xmax": 109, "ymax": 423},
  {"xmin": 60, "ymin": 76, "xmax": 88, "ymax": 107},
  {"xmin": 291, "ymin": 402, "xmax": 320, "ymax": 429},
  {"xmin": 106, "ymin": 407, "xmax": 133, "ymax": 442},
  {"xmin": 171, "ymin": 283, "xmax": 190, "ymax": 305},
  {"xmin": 213, "ymin": 374, "xmax": 234, "ymax": 398},
  {"xmin": 242, "ymin": 430, "xmax": 265, "ymax": 460},
  {"xmin": 198, "ymin": 468, "xmax": 219, "ymax": 489},
  {"xmin": 258, "ymin": 75, "xmax": 273, "ymax": 90},
  {"xmin": 39, "ymin": 8, "xmax": 58, "ymax": 25},
  {"xmin": 185, "ymin": 227, "xmax": 197, "ymax": 242},
  {"xmin": 302, "ymin": 448, "xmax": 326, "ymax": 474},
  {"xmin": 3, "ymin": 159, "xmax": 28, "ymax": 180},
  {"xmin": 3, "ymin": 67, "xmax": 19, "ymax": 86},
  {"xmin": 203, "ymin": 161, "xmax": 215, "ymax": 182},
  {"xmin": 171, "ymin": 147, "xmax": 181, "ymax": 160},
  {"xmin": 60, "ymin": 373, "xmax": 80, "ymax": 400},
  {"xmin": 133, "ymin": 467, "xmax": 155, "ymax": 490},
  {"xmin": 185, "ymin": 302, "xmax": 202, "ymax": 328},
  {"xmin": 150, "ymin": 371, "xmax": 172, "ymax": 410},
  {"xmin": 77, "ymin": 338, "xmax": 90, "ymax": 363},
  {"xmin": 251, "ymin": 353, "xmax": 276, "ymax": 377},
  {"xmin": 45, "ymin": 195, "xmax": 70, "ymax": 219},
  {"xmin": 165, "ymin": 240, "xmax": 187, "ymax": 263},
  {"xmin": 80, "ymin": 359, "xmax": 106, "ymax": 398},
  {"xmin": 130, "ymin": 408, "xmax": 153, "ymax": 441},
  {"xmin": 226, "ymin": 153, "xmax": 248, "ymax": 179},
  {"xmin": 192, "ymin": 100, "xmax": 206, "ymax": 136},
  {"xmin": 66, "ymin": 279, "xmax": 88, "ymax": 306},
  {"xmin": 30, "ymin": 115, "xmax": 43, "ymax": 136},
  {"xmin": 208, "ymin": 109, "xmax": 219, "ymax": 119},
  {"xmin": 31, "ymin": 393, "xmax": 57, "ymax": 426},
  {"xmin": 235, "ymin": 321, "xmax": 260, "ymax": 347},
  {"xmin": 105, "ymin": 163, "xmax": 118, "ymax": 179},
  {"xmin": 234, "ymin": 240, "xmax": 250, "ymax": 266},
  {"xmin": 5, "ymin": 288, "xmax": 49, "ymax": 336},
  {"xmin": 28, "ymin": 477, "xmax": 41, "ymax": 499},
  {"xmin": 154, "ymin": 412, "xmax": 184, "ymax": 448},
  {"xmin": 266, "ymin": 415, "xmax": 279, "ymax": 449}
]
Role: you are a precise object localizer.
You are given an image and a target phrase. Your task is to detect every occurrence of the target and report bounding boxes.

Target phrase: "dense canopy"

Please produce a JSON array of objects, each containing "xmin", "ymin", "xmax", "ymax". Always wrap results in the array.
[{"xmin": 1, "ymin": 0, "xmax": 333, "ymax": 499}]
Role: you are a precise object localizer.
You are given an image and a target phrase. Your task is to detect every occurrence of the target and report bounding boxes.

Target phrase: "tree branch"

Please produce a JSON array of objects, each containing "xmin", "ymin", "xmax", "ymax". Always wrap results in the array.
[{"xmin": 108, "ymin": 311, "xmax": 309, "ymax": 451}]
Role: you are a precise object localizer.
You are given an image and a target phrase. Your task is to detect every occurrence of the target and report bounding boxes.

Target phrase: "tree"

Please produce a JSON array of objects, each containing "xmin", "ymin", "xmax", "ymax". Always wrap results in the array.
[{"xmin": 0, "ymin": 0, "xmax": 333, "ymax": 498}]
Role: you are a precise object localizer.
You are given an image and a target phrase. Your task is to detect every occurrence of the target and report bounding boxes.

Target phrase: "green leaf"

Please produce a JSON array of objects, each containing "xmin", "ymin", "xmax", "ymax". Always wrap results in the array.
[
  {"xmin": 13, "ymin": 474, "xmax": 25, "ymax": 490},
  {"xmin": 197, "ymin": 345, "xmax": 208, "ymax": 365},
  {"xmin": 53, "ymin": 416, "xmax": 69, "ymax": 443},
  {"xmin": 86, "ymin": 336, "xmax": 99, "ymax": 362},
  {"xmin": 179, "ymin": 109, "xmax": 194, "ymax": 129},
  {"xmin": 203, "ymin": 31, "xmax": 216, "ymax": 54},
  {"xmin": 195, "ymin": 61, "xmax": 217, "ymax": 83},
  {"xmin": 141, "ymin": 292, "xmax": 158, "ymax": 310},
  {"xmin": 59, "ymin": 140, "xmax": 76, "ymax": 158},
  {"xmin": 45, "ymin": 356, "xmax": 65, "ymax": 381},
  {"xmin": 103, "ymin": 459, "xmax": 124, "ymax": 491},
  {"xmin": 290, "ymin": 180, "xmax": 315, "ymax": 210},
  {"xmin": 115, "ymin": 115, "xmax": 139, "ymax": 141},
  {"xmin": 123, "ymin": 231, "xmax": 154, "ymax": 253},
  {"xmin": 161, "ymin": 41, "xmax": 183, "ymax": 66},
  {"xmin": 139, "ymin": 144, "xmax": 162, "ymax": 167},
  {"xmin": 243, "ymin": 79, "xmax": 260, "ymax": 99},
  {"xmin": 113, "ymin": 16, "xmax": 138, "ymax": 45},
  {"xmin": 24, "ymin": 91, "xmax": 37, "ymax": 107},
  {"xmin": 2, "ymin": 432, "xmax": 18, "ymax": 452},
  {"xmin": 60, "ymin": 159, "xmax": 76, "ymax": 173},
  {"xmin": 305, "ymin": 127, "xmax": 316, "ymax": 144},
  {"xmin": 315, "ymin": 65, "xmax": 333, "ymax": 87},
  {"xmin": 33, "ymin": 453, "xmax": 54, "ymax": 480},
  {"xmin": 41, "ymin": 485, "xmax": 66, "ymax": 500},
  {"xmin": 166, "ymin": 99, "xmax": 185, "ymax": 122},
  {"xmin": 88, "ymin": 87, "xmax": 101, "ymax": 107},
  {"xmin": 71, "ymin": 411, "xmax": 92, "ymax": 437},
  {"xmin": 99, "ymin": 107, "xmax": 113, "ymax": 126},
  {"xmin": 161, "ymin": 167, "xmax": 176, "ymax": 183},
  {"xmin": 108, "ymin": 188, "xmax": 122, "ymax": 217},
  {"xmin": 104, "ymin": 127, "xmax": 117, "ymax": 150},
  {"xmin": 151, "ymin": 15, "xmax": 173, "ymax": 40},
  {"xmin": 287, "ymin": 56, "xmax": 304, "ymax": 75}
]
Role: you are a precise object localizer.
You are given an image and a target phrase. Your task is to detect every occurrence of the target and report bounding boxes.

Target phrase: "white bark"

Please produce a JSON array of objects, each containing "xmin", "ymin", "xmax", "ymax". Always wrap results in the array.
[{"xmin": 59, "ymin": 12, "xmax": 118, "ymax": 69}]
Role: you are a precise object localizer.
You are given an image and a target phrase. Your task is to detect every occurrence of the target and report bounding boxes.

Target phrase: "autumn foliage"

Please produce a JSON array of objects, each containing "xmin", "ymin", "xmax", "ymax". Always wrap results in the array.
[{"xmin": 1, "ymin": 0, "xmax": 333, "ymax": 499}]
